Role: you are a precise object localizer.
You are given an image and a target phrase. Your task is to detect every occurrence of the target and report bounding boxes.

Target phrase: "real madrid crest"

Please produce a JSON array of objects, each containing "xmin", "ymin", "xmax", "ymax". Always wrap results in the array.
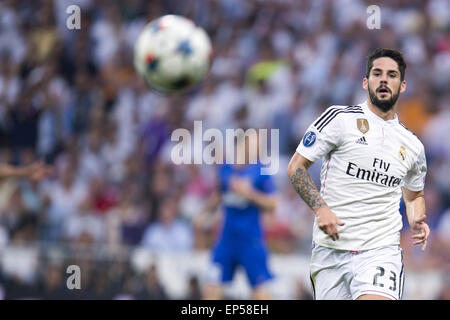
[
  {"xmin": 399, "ymin": 146, "xmax": 406, "ymax": 161},
  {"xmin": 357, "ymin": 118, "xmax": 369, "ymax": 134}
]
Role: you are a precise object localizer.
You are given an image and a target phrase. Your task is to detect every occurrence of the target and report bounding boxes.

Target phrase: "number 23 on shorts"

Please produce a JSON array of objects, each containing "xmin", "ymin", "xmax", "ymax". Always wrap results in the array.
[{"xmin": 373, "ymin": 266, "xmax": 397, "ymax": 291}]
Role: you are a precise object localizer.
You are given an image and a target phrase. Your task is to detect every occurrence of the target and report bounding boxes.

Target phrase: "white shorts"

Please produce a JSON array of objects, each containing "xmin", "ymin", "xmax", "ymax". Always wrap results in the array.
[{"xmin": 310, "ymin": 243, "xmax": 404, "ymax": 300}]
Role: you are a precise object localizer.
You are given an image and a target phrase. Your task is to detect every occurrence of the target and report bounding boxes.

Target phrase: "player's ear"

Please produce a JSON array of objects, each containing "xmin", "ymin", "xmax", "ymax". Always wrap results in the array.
[
  {"xmin": 400, "ymin": 79, "xmax": 406, "ymax": 93},
  {"xmin": 362, "ymin": 77, "xmax": 368, "ymax": 91}
]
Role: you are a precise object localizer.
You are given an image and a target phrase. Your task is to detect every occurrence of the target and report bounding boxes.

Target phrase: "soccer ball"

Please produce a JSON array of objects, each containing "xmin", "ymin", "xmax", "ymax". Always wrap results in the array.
[{"xmin": 134, "ymin": 15, "xmax": 212, "ymax": 93}]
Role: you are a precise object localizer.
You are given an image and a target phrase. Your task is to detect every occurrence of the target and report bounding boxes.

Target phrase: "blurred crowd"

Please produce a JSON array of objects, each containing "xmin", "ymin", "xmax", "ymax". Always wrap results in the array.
[{"xmin": 0, "ymin": 0, "xmax": 448, "ymax": 299}]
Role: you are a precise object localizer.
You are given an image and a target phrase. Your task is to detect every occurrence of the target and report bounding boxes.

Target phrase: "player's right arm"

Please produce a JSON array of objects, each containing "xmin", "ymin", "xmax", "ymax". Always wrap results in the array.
[
  {"xmin": 287, "ymin": 147, "xmax": 344, "ymax": 241},
  {"xmin": 288, "ymin": 105, "xmax": 353, "ymax": 241},
  {"xmin": 0, "ymin": 161, "xmax": 53, "ymax": 181}
]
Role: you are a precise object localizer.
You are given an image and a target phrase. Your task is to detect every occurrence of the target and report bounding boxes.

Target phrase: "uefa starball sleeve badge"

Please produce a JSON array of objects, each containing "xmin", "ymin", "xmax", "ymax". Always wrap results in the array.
[{"xmin": 302, "ymin": 131, "xmax": 316, "ymax": 147}]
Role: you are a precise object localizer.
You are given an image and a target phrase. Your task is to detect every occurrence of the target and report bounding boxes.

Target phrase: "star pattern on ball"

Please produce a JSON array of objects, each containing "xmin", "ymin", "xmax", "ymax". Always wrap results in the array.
[
  {"xmin": 176, "ymin": 40, "xmax": 193, "ymax": 57},
  {"xmin": 145, "ymin": 53, "xmax": 159, "ymax": 71},
  {"xmin": 151, "ymin": 18, "xmax": 168, "ymax": 32}
]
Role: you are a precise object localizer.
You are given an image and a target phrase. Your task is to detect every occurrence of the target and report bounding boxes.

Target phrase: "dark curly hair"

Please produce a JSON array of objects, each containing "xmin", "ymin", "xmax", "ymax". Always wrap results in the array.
[{"xmin": 366, "ymin": 48, "xmax": 407, "ymax": 81}]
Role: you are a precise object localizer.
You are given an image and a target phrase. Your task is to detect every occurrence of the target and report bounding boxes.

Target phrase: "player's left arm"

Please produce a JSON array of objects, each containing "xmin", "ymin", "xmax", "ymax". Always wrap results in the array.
[
  {"xmin": 230, "ymin": 177, "xmax": 278, "ymax": 212},
  {"xmin": 402, "ymin": 187, "xmax": 430, "ymax": 251}
]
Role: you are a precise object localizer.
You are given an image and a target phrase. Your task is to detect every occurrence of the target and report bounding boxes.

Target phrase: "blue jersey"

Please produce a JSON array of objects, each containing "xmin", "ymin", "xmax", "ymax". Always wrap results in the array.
[
  {"xmin": 210, "ymin": 163, "xmax": 276, "ymax": 287},
  {"xmin": 217, "ymin": 163, "xmax": 276, "ymax": 242}
]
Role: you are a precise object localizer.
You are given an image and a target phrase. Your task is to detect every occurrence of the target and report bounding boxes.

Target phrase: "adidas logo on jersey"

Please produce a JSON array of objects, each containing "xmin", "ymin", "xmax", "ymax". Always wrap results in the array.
[{"xmin": 355, "ymin": 136, "xmax": 368, "ymax": 145}]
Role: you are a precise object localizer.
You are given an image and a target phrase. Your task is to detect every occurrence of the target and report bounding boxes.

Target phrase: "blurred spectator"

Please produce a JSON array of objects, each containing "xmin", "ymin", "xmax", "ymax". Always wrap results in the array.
[
  {"xmin": 5, "ymin": 96, "xmax": 42, "ymax": 163},
  {"xmin": 40, "ymin": 263, "xmax": 68, "ymax": 300},
  {"xmin": 141, "ymin": 197, "xmax": 193, "ymax": 252},
  {"xmin": 108, "ymin": 258, "xmax": 137, "ymax": 300},
  {"xmin": 106, "ymin": 182, "xmax": 148, "ymax": 247},
  {"xmin": 62, "ymin": 197, "xmax": 105, "ymax": 246},
  {"xmin": 135, "ymin": 264, "xmax": 168, "ymax": 300},
  {"xmin": 78, "ymin": 128, "xmax": 105, "ymax": 182},
  {"xmin": 89, "ymin": 266, "xmax": 115, "ymax": 300},
  {"xmin": 41, "ymin": 159, "xmax": 87, "ymax": 242},
  {"xmin": 178, "ymin": 165, "xmax": 214, "ymax": 222},
  {"xmin": 185, "ymin": 275, "xmax": 202, "ymax": 300},
  {"xmin": 85, "ymin": 175, "xmax": 119, "ymax": 216}
]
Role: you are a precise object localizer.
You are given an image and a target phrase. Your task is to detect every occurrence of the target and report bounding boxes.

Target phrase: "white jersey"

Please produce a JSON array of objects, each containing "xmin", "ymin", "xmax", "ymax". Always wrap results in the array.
[{"xmin": 297, "ymin": 101, "xmax": 427, "ymax": 250}]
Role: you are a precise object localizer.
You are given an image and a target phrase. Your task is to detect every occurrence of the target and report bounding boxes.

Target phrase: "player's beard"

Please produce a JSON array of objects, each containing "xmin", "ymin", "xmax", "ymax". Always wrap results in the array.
[{"xmin": 368, "ymin": 84, "xmax": 400, "ymax": 112}]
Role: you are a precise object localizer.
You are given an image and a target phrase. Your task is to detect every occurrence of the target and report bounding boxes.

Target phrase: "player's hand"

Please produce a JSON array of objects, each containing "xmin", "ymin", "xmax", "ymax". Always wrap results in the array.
[
  {"xmin": 29, "ymin": 161, "xmax": 54, "ymax": 181},
  {"xmin": 230, "ymin": 177, "xmax": 253, "ymax": 198},
  {"xmin": 410, "ymin": 215, "xmax": 430, "ymax": 251},
  {"xmin": 315, "ymin": 207, "xmax": 345, "ymax": 241}
]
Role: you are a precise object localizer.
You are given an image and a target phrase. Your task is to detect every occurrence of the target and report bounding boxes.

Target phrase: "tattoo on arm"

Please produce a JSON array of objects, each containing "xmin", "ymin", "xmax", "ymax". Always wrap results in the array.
[{"xmin": 289, "ymin": 167, "xmax": 326, "ymax": 210}]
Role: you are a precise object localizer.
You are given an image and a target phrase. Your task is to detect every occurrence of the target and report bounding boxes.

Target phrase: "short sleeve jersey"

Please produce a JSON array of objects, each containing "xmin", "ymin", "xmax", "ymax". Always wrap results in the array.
[
  {"xmin": 217, "ymin": 163, "xmax": 276, "ymax": 243},
  {"xmin": 296, "ymin": 101, "xmax": 427, "ymax": 250}
]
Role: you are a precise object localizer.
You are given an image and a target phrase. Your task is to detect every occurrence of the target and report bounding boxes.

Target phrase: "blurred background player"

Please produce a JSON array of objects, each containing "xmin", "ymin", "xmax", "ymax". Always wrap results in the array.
[{"xmin": 196, "ymin": 131, "xmax": 278, "ymax": 299}]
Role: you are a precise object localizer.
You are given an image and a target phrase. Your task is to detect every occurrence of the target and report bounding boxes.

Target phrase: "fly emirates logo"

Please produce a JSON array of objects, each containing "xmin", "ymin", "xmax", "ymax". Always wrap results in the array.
[{"xmin": 345, "ymin": 158, "xmax": 402, "ymax": 187}]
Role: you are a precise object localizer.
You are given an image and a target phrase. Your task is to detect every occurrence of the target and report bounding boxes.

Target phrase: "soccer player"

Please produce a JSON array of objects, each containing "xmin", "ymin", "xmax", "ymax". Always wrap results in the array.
[
  {"xmin": 197, "ymin": 131, "xmax": 278, "ymax": 300},
  {"xmin": 287, "ymin": 48, "xmax": 429, "ymax": 300}
]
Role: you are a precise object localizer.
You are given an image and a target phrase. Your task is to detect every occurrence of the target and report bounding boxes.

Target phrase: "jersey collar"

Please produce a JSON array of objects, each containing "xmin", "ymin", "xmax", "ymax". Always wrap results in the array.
[{"xmin": 359, "ymin": 101, "xmax": 399, "ymax": 125}]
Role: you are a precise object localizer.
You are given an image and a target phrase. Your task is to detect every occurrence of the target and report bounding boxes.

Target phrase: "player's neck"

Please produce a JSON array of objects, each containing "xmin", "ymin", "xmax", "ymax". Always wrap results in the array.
[{"xmin": 366, "ymin": 100, "xmax": 397, "ymax": 121}]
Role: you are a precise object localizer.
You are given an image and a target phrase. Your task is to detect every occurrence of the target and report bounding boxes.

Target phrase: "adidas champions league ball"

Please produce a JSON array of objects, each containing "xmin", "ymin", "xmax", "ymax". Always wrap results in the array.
[{"xmin": 134, "ymin": 15, "xmax": 212, "ymax": 94}]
